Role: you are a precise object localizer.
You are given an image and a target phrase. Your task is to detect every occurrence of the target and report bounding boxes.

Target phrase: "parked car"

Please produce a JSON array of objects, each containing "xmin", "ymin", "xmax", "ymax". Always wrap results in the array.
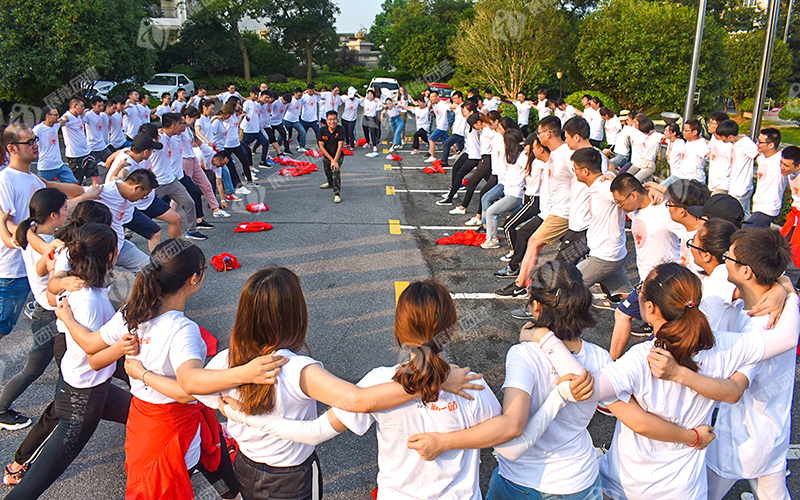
[
  {"xmin": 427, "ymin": 83, "xmax": 454, "ymax": 102},
  {"xmin": 143, "ymin": 73, "xmax": 195, "ymax": 101},
  {"xmin": 366, "ymin": 78, "xmax": 400, "ymax": 99}
]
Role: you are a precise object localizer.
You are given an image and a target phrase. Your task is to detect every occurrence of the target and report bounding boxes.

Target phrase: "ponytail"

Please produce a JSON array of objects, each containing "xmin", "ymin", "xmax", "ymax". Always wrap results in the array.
[
  {"xmin": 391, "ymin": 281, "xmax": 455, "ymax": 404},
  {"xmin": 15, "ymin": 188, "xmax": 67, "ymax": 249},
  {"xmin": 65, "ymin": 224, "xmax": 117, "ymax": 288},
  {"xmin": 528, "ymin": 260, "xmax": 595, "ymax": 341}
]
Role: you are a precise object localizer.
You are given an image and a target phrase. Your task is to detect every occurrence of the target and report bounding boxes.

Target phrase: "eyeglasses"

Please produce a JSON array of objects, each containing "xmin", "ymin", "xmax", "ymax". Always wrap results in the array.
[
  {"xmin": 665, "ymin": 202, "xmax": 684, "ymax": 209},
  {"xmin": 722, "ymin": 250, "xmax": 758, "ymax": 278},
  {"xmin": 11, "ymin": 137, "xmax": 38, "ymax": 147},
  {"xmin": 614, "ymin": 191, "xmax": 633, "ymax": 207},
  {"xmin": 686, "ymin": 237, "xmax": 707, "ymax": 253}
]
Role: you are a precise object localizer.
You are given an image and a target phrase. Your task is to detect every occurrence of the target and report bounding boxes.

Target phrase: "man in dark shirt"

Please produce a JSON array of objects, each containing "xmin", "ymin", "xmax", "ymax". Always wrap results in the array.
[{"xmin": 318, "ymin": 110, "xmax": 345, "ymax": 203}]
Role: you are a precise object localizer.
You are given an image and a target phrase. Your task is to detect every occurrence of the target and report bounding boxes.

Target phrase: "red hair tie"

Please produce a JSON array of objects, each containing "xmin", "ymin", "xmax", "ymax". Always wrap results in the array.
[{"xmin": 686, "ymin": 301, "xmax": 697, "ymax": 308}]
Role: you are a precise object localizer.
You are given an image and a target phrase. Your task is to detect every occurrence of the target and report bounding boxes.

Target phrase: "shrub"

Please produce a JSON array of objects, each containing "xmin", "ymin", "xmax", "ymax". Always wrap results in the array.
[
  {"xmin": 779, "ymin": 98, "xmax": 800, "ymax": 126},
  {"xmin": 739, "ymin": 97, "xmax": 756, "ymax": 116},
  {"xmin": 169, "ymin": 64, "xmax": 197, "ymax": 80},
  {"xmin": 565, "ymin": 90, "xmax": 620, "ymax": 114},
  {"xmin": 266, "ymin": 74, "xmax": 288, "ymax": 83}
]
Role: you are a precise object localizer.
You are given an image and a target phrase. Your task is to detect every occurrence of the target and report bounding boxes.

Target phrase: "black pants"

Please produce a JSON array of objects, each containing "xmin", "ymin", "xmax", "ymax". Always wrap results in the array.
[
  {"xmin": 189, "ymin": 431, "xmax": 241, "ymax": 499},
  {"xmin": 300, "ymin": 120, "xmax": 320, "ymax": 145},
  {"xmin": 362, "ymin": 116, "xmax": 380, "ymax": 146},
  {"xmin": 323, "ymin": 157, "xmax": 342, "ymax": 195},
  {"xmin": 242, "ymin": 132, "xmax": 270, "ymax": 164},
  {"xmin": 503, "ymin": 196, "xmax": 540, "ymax": 269},
  {"xmin": 342, "ymin": 119, "xmax": 357, "ymax": 148},
  {"xmin": 273, "ymin": 123, "xmax": 290, "ymax": 152},
  {"xmin": 446, "ymin": 157, "xmax": 480, "ymax": 202},
  {"xmin": 6, "ymin": 377, "xmax": 131, "ymax": 500},
  {"xmin": 412, "ymin": 129, "xmax": 429, "ymax": 150},
  {"xmin": 235, "ymin": 451, "xmax": 322, "ymax": 500},
  {"xmin": 477, "ymin": 174, "xmax": 499, "ymax": 217},
  {"xmin": 462, "ymin": 155, "xmax": 491, "ymax": 211},
  {"xmin": 441, "ymin": 133, "xmax": 464, "ymax": 167},
  {"xmin": 224, "ymin": 144, "xmax": 253, "ymax": 185},
  {"xmin": 510, "ymin": 215, "xmax": 545, "ymax": 269},
  {"xmin": 178, "ymin": 174, "xmax": 204, "ymax": 220},
  {"xmin": 555, "ymin": 229, "xmax": 589, "ymax": 265}
]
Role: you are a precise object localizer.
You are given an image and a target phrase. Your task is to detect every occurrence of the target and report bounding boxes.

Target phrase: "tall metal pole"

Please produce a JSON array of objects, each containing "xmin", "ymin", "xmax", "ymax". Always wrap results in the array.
[
  {"xmin": 751, "ymin": 0, "xmax": 781, "ymax": 140},
  {"xmin": 683, "ymin": 0, "xmax": 708, "ymax": 122},
  {"xmin": 785, "ymin": 0, "xmax": 795, "ymax": 43}
]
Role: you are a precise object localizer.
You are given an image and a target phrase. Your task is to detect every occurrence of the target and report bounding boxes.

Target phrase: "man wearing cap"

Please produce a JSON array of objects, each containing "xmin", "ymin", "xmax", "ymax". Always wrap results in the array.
[
  {"xmin": 603, "ymin": 110, "xmax": 633, "ymax": 171},
  {"xmin": 686, "ymin": 193, "xmax": 745, "ymax": 228},
  {"xmin": 340, "ymin": 87, "xmax": 362, "ymax": 150},
  {"xmin": 318, "ymin": 110, "xmax": 345, "ymax": 203}
]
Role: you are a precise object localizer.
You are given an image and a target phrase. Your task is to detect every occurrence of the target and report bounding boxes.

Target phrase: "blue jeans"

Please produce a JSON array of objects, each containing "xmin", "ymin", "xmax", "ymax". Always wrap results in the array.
[
  {"xmin": 429, "ymin": 128, "xmax": 448, "ymax": 143},
  {"xmin": 283, "ymin": 120, "xmax": 306, "ymax": 148},
  {"xmin": 481, "ymin": 183, "xmax": 505, "ymax": 224},
  {"xmin": 391, "ymin": 115, "xmax": 404, "ymax": 146},
  {"xmin": 221, "ymin": 166, "xmax": 235, "ymax": 195},
  {"xmin": 0, "ymin": 277, "xmax": 31, "ymax": 336},
  {"xmin": 37, "ymin": 165, "xmax": 78, "ymax": 184},
  {"xmin": 300, "ymin": 119, "xmax": 320, "ymax": 145},
  {"xmin": 447, "ymin": 110, "xmax": 456, "ymax": 130},
  {"xmin": 442, "ymin": 134, "xmax": 465, "ymax": 166},
  {"xmin": 486, "ymin": 468, "xmax": 603, "ymax": 500},
  {"xmin": 242, "ymin": 131, "xmax": 270, "ymax": 163},
  {"xmin": 486, "ymin": 194, "xmax": 522, "ymax": 240}
]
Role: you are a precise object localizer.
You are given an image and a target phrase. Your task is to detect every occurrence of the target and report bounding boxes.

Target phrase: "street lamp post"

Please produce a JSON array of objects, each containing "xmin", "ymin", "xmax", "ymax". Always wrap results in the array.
[
  {"xmin": 556, "ymin": 70, "xmax": 563, "ymax": 99},
  {"xmin": 683, "ymin": 0, "xmax": 707, "ymax": 122},
  {"xmin": 751, "ymin": 0, "xmax": 782, "ymax": 140}
]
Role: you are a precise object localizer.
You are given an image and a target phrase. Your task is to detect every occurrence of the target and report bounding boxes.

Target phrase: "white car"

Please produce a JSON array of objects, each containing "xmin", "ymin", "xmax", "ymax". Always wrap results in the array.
[
  {"xmin": 89, "ymin": 80, "xmax": 117, "ymax": 100},
  {"xmin": 143, "ymin": 73, "xmax": 195, "ymax": 101},
  {"xmin": 366, "ymin": 78, "xmax": 400, "ymax": 99}
]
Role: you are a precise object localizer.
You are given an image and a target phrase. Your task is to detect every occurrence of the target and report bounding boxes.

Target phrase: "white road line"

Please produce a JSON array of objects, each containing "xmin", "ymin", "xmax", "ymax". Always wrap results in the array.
[
  {"xmin": 393, "ymin": 189, "xmax": 450, "ymax": 193},
  {"xmin": 788, "ymin": 444, "xmax": 800, "ymax": 459},
  {"xmin": 399, "ymin": 225, "xmax": 475, "ymax": 231},
  {"xmin": 450, "ymin": 293, "xmax": 522, "ymax": 300},
  {"xmin": 393, "ymin": 166, "xmax": 452, "ymax": 170}
]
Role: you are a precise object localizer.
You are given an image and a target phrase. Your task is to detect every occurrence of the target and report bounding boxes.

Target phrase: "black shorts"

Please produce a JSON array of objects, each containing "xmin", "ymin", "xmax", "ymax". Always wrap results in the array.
[
  {"xmin": 141, "ymin": 197, "xmax": 170, "ymax": 218},
  {"xmin": 235, "ymin": 451, "xmax": 322, "ymax": 500},
  {"xmin": 123, "ymin": 208, "xmax": 160, "ymax": 240},
  {"xmin": 66, "ymin": 155, "xmax": 99, "ymax": 184},
  {"xmin": 92, "ymin": 147, "xmax": 112, "ymax": 163},
  {"xmin": 264, "ymin": 127, "xmax": 277, "ymax": 143}
]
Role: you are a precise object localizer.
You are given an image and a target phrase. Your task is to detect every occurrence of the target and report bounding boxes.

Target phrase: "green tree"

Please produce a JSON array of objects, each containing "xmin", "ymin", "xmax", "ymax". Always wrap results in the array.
[
  {"xmin": 265, "ymin": 0, "xmax": 340, "ymax": 85},
  {"xmin": 160, "ymin": 12, "xmax": 240, "ymax": 78},
  {"xmin": 726, "ymin": 30, "xmax": 792, "ymax": 114},
  {"xmin": 0, "ymin": 0, "xmax": 156, "ymax": 105},
  {"xmin": 577, "ymin": 0, "xmax": 729, "ymax": 113},
  {"xmin": 368, "ymin": 0, "xmax": 408, "ymax": 46},
  {"xmin": 451, "ymin": 0, "xmax": 576, "ymax": 98},
  {"xmin": 201, "ymin": 0, "xmax": 271, "ymax": 81}
]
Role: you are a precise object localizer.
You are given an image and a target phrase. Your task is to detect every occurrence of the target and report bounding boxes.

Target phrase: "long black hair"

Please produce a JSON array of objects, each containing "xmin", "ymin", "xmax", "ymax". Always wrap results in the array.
[
  {"xmin": 527, "ymin": 261, "xmax": 595, "ymax": 341},
  {"xmin": 15, "ymin": 188, "xmax": 67, "ymax": 249},
  {"xmin": 504, "ymin": 128, "xmax": 524, "ymax": 164},
  {"xmin": 65, "ymin": 224, "xmax": 117, "ymax": 288},
  {"xmin": 54, "ymin": 200, "xmax": 112, "ymax": 245}
]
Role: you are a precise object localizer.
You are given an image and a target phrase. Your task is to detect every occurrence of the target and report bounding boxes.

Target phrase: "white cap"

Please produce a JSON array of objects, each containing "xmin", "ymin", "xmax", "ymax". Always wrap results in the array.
[{"xmin": 347, "ymin": 86, "xmax": 357, "ymax": 98}]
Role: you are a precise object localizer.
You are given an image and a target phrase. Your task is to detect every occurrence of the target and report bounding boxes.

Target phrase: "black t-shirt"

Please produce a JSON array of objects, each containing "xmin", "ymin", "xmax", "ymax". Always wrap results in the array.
[{"xmin": 320, "ymin": 125, "xmax": 345, "ymax": 156}]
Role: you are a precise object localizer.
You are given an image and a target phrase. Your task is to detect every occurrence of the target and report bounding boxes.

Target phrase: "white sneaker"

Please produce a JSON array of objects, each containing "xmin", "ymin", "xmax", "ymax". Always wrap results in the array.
[
  {"xmin": 297, "ymin": 147, "xmax": 308, "ymax": 153},
  {"xmin": 320, "ymin": 183, "xmax": 331, "ymax": 189},
  {"xmin": 501, "ymin": 250, "xmax": 514, "ymax": 262},
  {"xmin": 740, "ymin": 494, "xmax": 755, "ymax": 500},
  {"xmin": 388, "ymin": 146, "xmax": 395, "ymax": 153},
  {"xmin": 449, "ymin": 206, "xmax": 466, "ymax": 215},
  {"xmin": 333, "ymin": 194, "xmax": 341, "ymax": 203},
  {"xmin": 235, "ymin": 186, "xmax": 251, "ymax": 195},
  {"xmin": 365, "ymin": 152, "xmax": 379, "ymax": 158},
  {"xmin": 362, "ymin": 144, "xmax": 370, "ymax": 149},
  {"xmin": 410, "ymin": 150, "xmax": 419, "ymax": 155},
  {"xmin": 424, "ymin": 156, "xmax": 436, "ymax": 163},
  {"xmin": 251, "ymin": 166, "xmax": 260, "ymax": 173},
  {"xmin": 465, "ymin": 216, "xmax": 482, "ymax": 226},
  {"xmin": 212, "ymin": 209, "xmax": 231, "ymax": 218},
  {"xmin": 372, "ymin": 146, "xmax": 378, "ymax": 152},
  {"xmin": 480, "ymin": 238, "xmax": 500, "ymax": 249}
]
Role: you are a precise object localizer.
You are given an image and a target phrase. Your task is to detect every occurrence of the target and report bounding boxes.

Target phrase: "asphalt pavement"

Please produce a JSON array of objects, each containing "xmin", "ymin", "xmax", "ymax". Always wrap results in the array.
[{"xmin": 0, "ymin": 115, "xmax": 797, "ymax": 499}]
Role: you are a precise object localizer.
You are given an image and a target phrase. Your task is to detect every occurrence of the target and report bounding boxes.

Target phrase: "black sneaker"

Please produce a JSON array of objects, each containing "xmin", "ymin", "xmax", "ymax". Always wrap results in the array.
[
  {"xmin": 196, "ymin": 220, "xmax": 214, "ymax": 230},
  {"xmin": 0, "ymin": 410, "xmax": 31, "ymax": 430},
  {"xmin": 185, "ymin": 232, "xmax": 208, "ymax": 241},
  {"xmin": 494, "ymin": 265, "xmax": 519, "ymax": 278},
  {"xmin": 631, "ymin": 322, "xmax": 653, "ymax": 337},
  {"xmin": 510, "ymin": 306, "xmax": 534, "ymax": 320},
  {"xmin": 495, "ymin": 282, "xmax": 527, "ymax": 298},
  {"xmin": 23, "ymin": 301, "xmax": 35, "ymax": 321}
]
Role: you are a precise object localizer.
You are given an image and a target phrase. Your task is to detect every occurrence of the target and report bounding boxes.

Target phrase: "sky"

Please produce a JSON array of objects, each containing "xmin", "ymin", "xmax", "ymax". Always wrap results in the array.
[{"xmin": 334, "ymin": 0, "xmax": 383, "ymax": 33}]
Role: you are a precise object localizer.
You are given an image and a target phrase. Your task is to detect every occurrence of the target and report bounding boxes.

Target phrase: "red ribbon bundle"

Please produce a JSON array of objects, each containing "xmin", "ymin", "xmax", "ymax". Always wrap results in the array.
[{"xmin": 436, "ymin": 230, "xmax": 487, "ymax": 246}]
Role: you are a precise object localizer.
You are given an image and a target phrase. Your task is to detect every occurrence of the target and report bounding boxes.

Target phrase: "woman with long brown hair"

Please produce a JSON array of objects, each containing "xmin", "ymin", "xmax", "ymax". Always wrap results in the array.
[{"xmin": 215, "ymin": 276, "xmax": 495, "ymax": 499}]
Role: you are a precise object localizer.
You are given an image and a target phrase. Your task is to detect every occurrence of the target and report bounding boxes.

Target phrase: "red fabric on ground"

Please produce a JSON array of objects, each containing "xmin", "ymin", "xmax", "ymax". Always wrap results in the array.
[
  {"xmin": 304, "ymin": 149, "xmax": 323, "ymax": 158},
  {"xmin": 245, "ymin": 202, "xmax": 269, "ymax": 212},
  {"xmin": 234, "ymin": 222, "xmax": 273, "ymax": 233},
  {"xmin": 356, "ymin": 138, "xmax": 367, "ymax": 147},
  {"xmin": 342, "ymin": 148, "xmax": 354, "ymax": 156},
  {"xmin": 423, "ymin": 164, "xmax": 446, "ymax": 174},
  {"xmin": 210, "ymin": 252, "xmax": 241, "ymax": 272},
  {"xmin": 386, "ymin": 154, "xmax": 402, "ymax": 161},
  {"xmin": 436, "ymin": 230, "xmax": 487, "ymax": 246}
]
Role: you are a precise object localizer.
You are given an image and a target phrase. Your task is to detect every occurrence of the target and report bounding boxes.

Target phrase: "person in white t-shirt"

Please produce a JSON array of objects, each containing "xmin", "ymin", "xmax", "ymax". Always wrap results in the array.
[
  {"xmin": 629, "ymin": 115, "xmax": 663, "ymax": 183},
  {"xmin": 707, "ymin": 112, "xmax": 733, "ymax": 194},
  {"xmin": 600, "ymin": 107, "xmax": 621, "ymax": 150},
  {"xmin": 340, "ymin": 88, "xmax": 362, "ymax": 149},
  {"xmin": 187, "ymin": 85, "xmax": 208, "ymax": 109},
  {"xmin": 122, "ymin": 88, "xmax": 142, "ymax": 141},
  {"xmin": 400, "ymin": 96, "xmax": 430, "ymax": 154},
  {"xmin": 171, "ymin": 88, "xmax": 188, "ymax": 113},
  {"xmin": 299, "ymin": 85, "xmax": 321, "ymax": 146},
  {"xmin": 512, "ymin": 92, "xmax": 534, "ymax": 136},
  {"xmin": 676, "ymin": 118, "xmax": 710, "ymax": 183},
  {"xmin": 254, "ymin": 91, "xmax": 283, "ymax": 159},
  {"xmin": 317, "ymin": 86, "xmax": 341, "ymax": 126},
  {"xmin": 179, "ymin": 106, "xmax": 229, "ymax": 219},
  {"xmin": 154, "ymin": 92, "xmax": 173, "ymax": 120},
  {"xmin": 362, "ymin": 90, "xmax": 384, "ymax": 158},
  {"xmin": 721, "ymin": 122, "xmax": 759, "ymax": 218},
  {"xmin": 604, "ymin": 111, "xmax": 634, "ymax": 170},
  {"xmin": 139, "ymin": 93, "xmax": 153, "ymax": 123},
  {"xmin": 84, "ymin": 96, "xmax": 112, "ymax": 163},
  {"xmin": 779, "ymin": 146, "xmax": 800, "ymax": 273},
  {"xmin": 482, "ymin": 89, "xmax": 501, "ymax": 113},
  {"xmin": 58, "ymin": 98, "xmax": 102, "ymax": 185},
  {"xmin": 215, "ymin": 82, "xmax": 244, "ymax": 105},
  {"xmin": 240, "ymin": 86, "xmax": 272, "ymax": 168},
  {"xmin": 582, "ymin": 97, "xmax": 605, "ymax": 147},
  {"xmin": 282, "ymin": 89, "xmax": 307, "ymax": 153},
  {"xmin": 58, "ymin": 241, "xmax": 279, "ymax": 499},
  {"xmin": 747, "ymin": 127, "xmax": 786, "ymax": 227},
  {"xmin": 482, "ymin": 129, "xmax": 527, "ymax": 248},
  {"xmin": 661, "ymin": 122, "xmax": 686, "ymax": 185},
  {"xmin": 535, "ymin": 89, "xmax": 551, "ymax": 121},
  {"xmin": 5, "ymin": 224, "xmax": 136, "ymax": 500},
  {"xmin": 425, "ymin": 91, "xmax": 451, "ymax": 162},
  {"xmin": 211, "ymin": 276, "xmax": 491, "ymax": 500},
  {"xmin": 380, "ymin": 98, "xmax": 405, "ymax": 152},
  {"xmin": 109, "ymin": 97, "xmax": 129, "ymax": 150},
  {"xmin": 32, "ymin": 107, "xmax": 79, "ymax": 184}
]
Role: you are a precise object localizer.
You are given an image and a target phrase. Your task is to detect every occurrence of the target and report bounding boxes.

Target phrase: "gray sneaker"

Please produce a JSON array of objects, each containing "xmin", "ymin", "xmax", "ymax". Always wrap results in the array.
[{"xmin": 511, "ymin": 307, "xmax": 534, "ymax": 320}]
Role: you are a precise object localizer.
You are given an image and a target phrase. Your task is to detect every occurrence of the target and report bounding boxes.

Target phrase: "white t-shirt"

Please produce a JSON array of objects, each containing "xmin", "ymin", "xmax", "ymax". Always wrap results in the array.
[
  {"xmin": 333, "ymin": 366, "xmax": 500, "ymax": 500},
  {"xmin": 180, "ymin": 129, "xmax": 196, "ymax": 159},
  {"xmin": 195, "ymin": 349, "xmax": 320, "ymax": 467},
  {"xmin": 154, "ymin": 105, "xmax": 171, "ymax": 119},
  {"xmin": 94, "ymin": 180, "xmax": 132, "ymax": 250},
  {"xmin": 61, "ymin": 112, "xmax": 91, "ymax": 158},
  {"xmin": 452, "ymin": 106, "xmax": 467, "ymax": 136},
  {"xmin": 107, "ymin": 151, "xmax": 154, "ymax": 211},
  {"xmin": 628, "ymin": 129, "xmax": 645, "ymax": 167},
  {"xmin": 599, "ymin": 330, "xmax": 767, "ymax": 500},
  {"xmin": 613, "ymin": 125, "xmax": 634, "ymax": 157},
  {"xmin": 479, "ymin": 127, "xmax": 494, "ymax": 156},
  {"xmin": 123, "ymin": 102, "xmax": 142, "ymax": 139},
  {"xmin": 109, "ymin": 112, "xmax": 126, "ymax": 148},
  {"xmin": 218, "ymin": 91, "xmax": 243, "ymax": 104},
  {"xmin": 341, "ymin": 98, "xmax": 362, "ymax": 122},
  {"xmin": 482, "ymin": 96, "xmax": 501, "ymax": 113},
  {"xmin": 628, "ymin": 201, "xmax": 681, "ymax": 281},
  {"xmin": 751, "ymin": 152, "xmax": 786, "ymax": 217},
  {"xmin": 538, "ymin": 100, "xmax": 553, "ymax": 120},
  {"xmin": 362, "ymin": 99, "xmax": 381, "ymax": 118},
  {"xmin": 224, "ymin": 114, "xmax": 241, "ymax": 148},
  {"xmin": 728, "ymin": 136, "xmax": 759, "ymax": 198},
  {"xmin": 432, "ymin": 101, "xmax": 450, "ymax": 131},
  {"xmin": 555, "ymin": 105, "xmax": 575, "ymax": 126},
  {"xmin": 170, "ymin": 135, "xmax": 184, "ymax": 180},
  {"xmin": 503, "ymin": 151, "xmax": 528, "ymax": 199},
  {"xmin": 58, "ymin": 286, "xmax": 116, "ymax": 389},
  {"xmin": 707, "ymin": 311, "xmax": 797, "ymax": 480},
  {"xmin": 586, "ymin": 177, "xmax": 627, "ymax": 262},
  {"xmin": 0, "ymin": 168, "xmax": 45, "ymax": 278},
  {"xmin": 498, "ymin": 340, "xmax": 611, "ymax": 494},
  {"xmin": 299, "ymin": 94, "xmax": 320, "ymax": 122},
  {"xmin": 172, "ymin": 100, "xmax": 187, "ymax": 113},
  {"xmin": 465, "ymin": 127, "xmax": 481, "ymax": 160},
  {"xmin": 666, "ymin": 138, "xmax": 685, "ymax": 176},
  {"xmin": 677, "ymin": 139, "xmax": 710, "ymax": 183},
  {"xmin": 283, "ymin": 98, "xmax": 302, "ymax": 122},
  {"xmin": 33, "ymin": 122, "xmax": 63, "ymax": 171},
  {"xmin": 270, "ymin": 100, "xmax": 288, "ymax": 126},
  {"xmin": 319, "ymin": 92, "xmax": 340, "ymax": 116},
  {"xmin": 242, "ymin": 100, "xmax": 261, "ymax": 133},
  {"xmin": 513, "ymin": 101, "xmax": 532, "ymax": 126},
  {"xmin": 636, "ymin": 132, "xmax": 663, "ymax": 169},
  {"xmin": 258, "ymin": 102, "xmax": 271, "ymax": 129},
  {"xmin": 413, "ymin": 107, "xmax": 430, "ymax": 133},
  {"xmin": 546, "ymin": 144, "xmax": 573, "ymax": 220},
  {"xmin": 138, "ymin": 103, "xmax": 151, "ymax": 124},
  {"xmin": 604, "ymin": 117, "xmax": 622, "ymax": 146},
  {"xmin": 707, "ymin": 136, "xmax": 733, "ymax": 192},
  {"xmin": 526, "ymin": 158, "xmax": 544, "ymax": 197},
  {"xmin": 197, "ymin": 116, "xmax": 215, "ymax": 149},
  {"xmin": 699, "ymin": 263, "xmax": 739, "ymax": 331},
  {"xmin": 149, "ymin": 132, "xmax": 177, "ymax": 185},
  {"xmin": 568, "ymin": 147, "xmax": 608, "ymax": 232},
  {"xmin": 583, "ymin": 108, "xmax": 604, "ymax": 142},
  {"xmin": 21, "ymin": 233, "xmax": 54, "ymax": 310},
  {"xmin": 490, "ymin": 132, "xmax": 507, "ymax": 181},
  {"xmin": 83, "ymin": 111, "xmax": 109, "ymax": 151}
]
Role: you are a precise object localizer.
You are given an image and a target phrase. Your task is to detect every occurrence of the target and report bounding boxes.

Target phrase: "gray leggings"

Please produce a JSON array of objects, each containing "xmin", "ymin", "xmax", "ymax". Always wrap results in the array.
[
  {"xmin": 156, "ymin": 178, "xmax": 197, "ymax": 233},
  {"xmin": 0, "ymin": 305, "xmax": 57, "ymax": 412}
]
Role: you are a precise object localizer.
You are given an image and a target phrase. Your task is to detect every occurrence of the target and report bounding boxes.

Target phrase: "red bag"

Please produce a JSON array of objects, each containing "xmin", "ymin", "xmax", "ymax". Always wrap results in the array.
[
  {"xmin": 342, "ymin": 148, "xmax": 354, "ymax": 156},
  {"xmin": 423, "ymin": 164, "xmax": 446, "ymax": 174},
  {"xmin": 385, "ymin": 154, "xmax": 402, "ymax": 162},
  {"xmin": 210, "ymin": 252, "xmax": 241, "ymax": 272},
  {"xmin": 246, "ymin": 203, "xmax": 269, "ymax": 212},
  {"xmin": 356, "ymin": 138, "xmax": 367, "ymax": 147},
  {"xmin": 234, "ymin": 222, "xmax": 273, "ymax": 233},
  {"xmin": 436, "ymin": 230, "xmax": 487, "ymax": 246}
]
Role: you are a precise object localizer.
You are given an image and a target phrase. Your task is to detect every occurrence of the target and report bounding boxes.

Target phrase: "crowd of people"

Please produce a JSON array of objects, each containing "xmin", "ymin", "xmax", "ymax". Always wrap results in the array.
[{"xmin": 0, "ymin": 78, "xmax": 799, "ymax": 500}]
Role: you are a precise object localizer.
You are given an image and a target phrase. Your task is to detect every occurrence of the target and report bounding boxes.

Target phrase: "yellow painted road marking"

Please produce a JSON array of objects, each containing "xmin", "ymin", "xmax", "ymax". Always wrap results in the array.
[
  {"xmin": 395, "ymin": 281, "xmax": 410, "ymax": 304},
  {"xmin": 382, "ymin": 141, "xmax": 388, "ymax": 145},
  {"xmin": 384, "ymin": 164, "xmax": 392, "ymax": 170},
  {"xmin": 386, "ymin": 186, "xmax": 395, "ymax": 195},
  {"xmin": 383, "ymin": 148, "xmax": 389, "ymax": 154},
  {"xmin": 389, "ymin": 219, "xmax": 402, "ymax": 234}
]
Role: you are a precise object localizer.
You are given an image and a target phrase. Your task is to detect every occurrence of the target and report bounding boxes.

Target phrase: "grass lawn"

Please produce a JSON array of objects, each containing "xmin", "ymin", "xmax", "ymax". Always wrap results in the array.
[{"xmin": 731, "ymin": 116, "xmax": 800, "ymax": 146}]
